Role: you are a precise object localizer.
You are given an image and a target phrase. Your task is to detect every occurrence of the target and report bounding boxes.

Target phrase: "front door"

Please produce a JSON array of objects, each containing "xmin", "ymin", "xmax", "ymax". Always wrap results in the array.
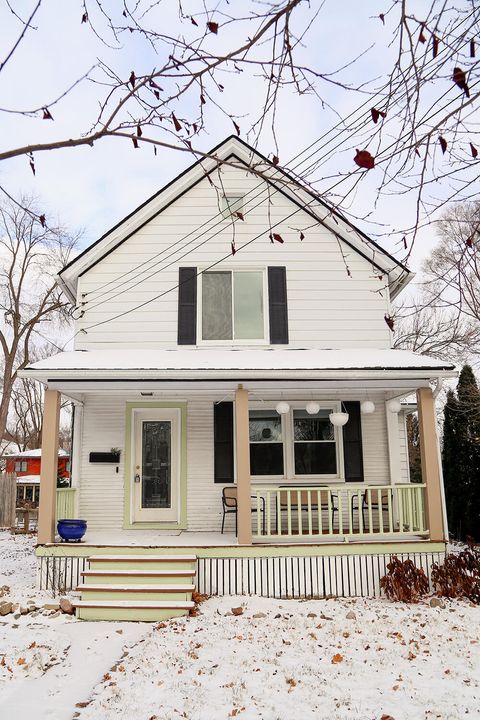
[{"xmin": 133, "ymin": 409, "xmax": 180, "ymax": 523}]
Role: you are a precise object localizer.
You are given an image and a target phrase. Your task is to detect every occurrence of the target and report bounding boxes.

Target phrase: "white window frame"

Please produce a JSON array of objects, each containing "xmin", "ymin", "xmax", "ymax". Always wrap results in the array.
[
  {"xmin": 21, "ymin": 461, "xmax": 28, "ymax": 472},
  {"xmin": 248, "ymin": 401, "xmax": 345, "ymax": 485},
  {"xmin": 198, "ymin": 266, "xmax": 269, "ymax": 345},
  {"xmin": 15, "ymin": 461, "xmax": 21, "ymax": 472}
]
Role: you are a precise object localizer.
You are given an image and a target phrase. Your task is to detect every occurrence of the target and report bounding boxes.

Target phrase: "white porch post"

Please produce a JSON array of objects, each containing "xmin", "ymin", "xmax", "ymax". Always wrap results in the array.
[
  {"xmin": 385, "ymin": 399, "xmax": 401, "ymax": 485},
  {"xmin": 235, "ymin": 384, "xmax": 252, "ymax": 545},
  {"xmin": 417, "ymin": 387, "xmax": 447, "ymax": 542},
  {"xmin": 37, "ymin": 389, "xmax": 61, "ymax": 544}
]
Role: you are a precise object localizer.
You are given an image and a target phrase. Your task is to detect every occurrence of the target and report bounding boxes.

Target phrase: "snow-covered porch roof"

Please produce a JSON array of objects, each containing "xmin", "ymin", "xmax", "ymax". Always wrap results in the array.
[{"xmin": 19, "ymin": 347, "xmax": 456, "ymax": 399}]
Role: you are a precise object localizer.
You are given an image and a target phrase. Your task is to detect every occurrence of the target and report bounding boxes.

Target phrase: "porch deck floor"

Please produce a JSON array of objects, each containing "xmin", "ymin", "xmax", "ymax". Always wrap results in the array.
[{"xmin": 48, "ymin": 530, "xmax": 430, "ymax": 548}]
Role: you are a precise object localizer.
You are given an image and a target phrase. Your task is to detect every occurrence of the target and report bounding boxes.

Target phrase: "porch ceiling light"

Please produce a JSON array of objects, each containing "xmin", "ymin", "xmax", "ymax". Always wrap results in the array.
[
  {"xmin": 388, "ymin": 399, "xmax": 402, "ymax": 413},
  {"xmin": 360, "ymin": 400, "xmax": 375, "ymax": 414},
  {"xmin": 306, "ymin": 401, "xmax": 320, "ymax": 415},
  {"xmin": 329, "ymin": 411, "xmax": 349, "ymax": 427},
  {"xmin": 275, "ymin": 401, "xmax": 290, "ymax": 415}
]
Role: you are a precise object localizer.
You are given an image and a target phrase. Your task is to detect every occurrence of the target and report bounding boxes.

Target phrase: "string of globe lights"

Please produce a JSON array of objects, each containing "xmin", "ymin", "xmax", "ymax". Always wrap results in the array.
[{"xmin": 273, "ymin": 397, "xmax": 404, "ymax": 426}]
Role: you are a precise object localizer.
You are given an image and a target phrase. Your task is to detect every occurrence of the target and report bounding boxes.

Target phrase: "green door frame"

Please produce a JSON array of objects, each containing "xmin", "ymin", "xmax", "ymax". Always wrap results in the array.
[{"xmin": 124, "ymin": 402, "xmax": 188, "ymax": 530}]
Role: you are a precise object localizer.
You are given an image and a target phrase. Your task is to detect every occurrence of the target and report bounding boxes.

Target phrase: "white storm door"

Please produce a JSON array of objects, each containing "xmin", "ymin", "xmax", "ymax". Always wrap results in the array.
[{"xmin": 133, "ymin": 409, "xmax": 180, "ymax": 523}]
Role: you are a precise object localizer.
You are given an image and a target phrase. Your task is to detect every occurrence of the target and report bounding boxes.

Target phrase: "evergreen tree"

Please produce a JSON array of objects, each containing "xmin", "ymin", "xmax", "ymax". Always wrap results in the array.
[{"xmin": 442, "ymin": 366, "xmax": 480, "ymax": 540}]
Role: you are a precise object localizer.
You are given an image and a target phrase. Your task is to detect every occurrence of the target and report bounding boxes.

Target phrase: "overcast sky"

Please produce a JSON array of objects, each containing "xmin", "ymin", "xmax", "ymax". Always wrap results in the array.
[{"xmin": 1, "ymin": 0, "xmax": 475, "ymax": 278}]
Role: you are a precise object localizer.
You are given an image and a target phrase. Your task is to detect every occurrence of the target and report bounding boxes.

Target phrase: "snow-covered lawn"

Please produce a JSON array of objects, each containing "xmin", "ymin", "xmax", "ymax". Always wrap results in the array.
[{"xmin": 1, "ymin": 530, "xmax": 479, "ymax": 720}]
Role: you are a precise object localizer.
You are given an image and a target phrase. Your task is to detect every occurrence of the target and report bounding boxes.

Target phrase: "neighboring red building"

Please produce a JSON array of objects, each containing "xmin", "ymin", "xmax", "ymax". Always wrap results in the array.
[{"xmin": 5, "ymin": 448, "xmax": 70, "ymax": 478}]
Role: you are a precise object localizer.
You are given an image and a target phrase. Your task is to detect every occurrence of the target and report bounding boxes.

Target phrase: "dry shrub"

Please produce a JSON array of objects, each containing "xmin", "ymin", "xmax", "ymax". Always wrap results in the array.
[
  {"xmin": 380, "ymin": 556, "xmax": 429, "ymax": 603},
  {"xmin": 431, "ymin": 541, "xmax": 480, "ymax": 604}
]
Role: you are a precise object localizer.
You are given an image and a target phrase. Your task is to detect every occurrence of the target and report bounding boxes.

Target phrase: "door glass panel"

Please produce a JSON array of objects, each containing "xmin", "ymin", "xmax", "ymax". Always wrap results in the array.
[
  {"xmin": 202, "ymin": 271, "xmax": 232, "ymax": 340},
  {"xmin": 234, "ymin": 271, "xmax": 264, "ymax": 339},
  {"xmin": 142, "ymin": 421, "xmax": 171, "ymax": 508}
]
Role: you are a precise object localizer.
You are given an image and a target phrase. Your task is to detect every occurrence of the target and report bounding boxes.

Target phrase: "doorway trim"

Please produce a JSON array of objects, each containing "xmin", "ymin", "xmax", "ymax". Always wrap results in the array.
[{"xmin": 124, "ymin": 402, "xmax": 187, "ymax": 529}]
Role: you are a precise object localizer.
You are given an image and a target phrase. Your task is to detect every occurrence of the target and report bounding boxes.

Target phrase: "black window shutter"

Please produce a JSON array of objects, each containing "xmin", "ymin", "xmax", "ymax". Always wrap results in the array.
[
  {"xmin": 268, "ymin": 266, "xmax": 289, "ymax": 344},
  {"xmin": 177, "ymin": 267, "xmax": 197, "ymax": 345},
  {"xmin": 343, "ymin": 401, "xmax": 364, "ymax": 482},
  {"xmin": 214, "ymin": 402, "xmax": 234, "ymax": 483}
]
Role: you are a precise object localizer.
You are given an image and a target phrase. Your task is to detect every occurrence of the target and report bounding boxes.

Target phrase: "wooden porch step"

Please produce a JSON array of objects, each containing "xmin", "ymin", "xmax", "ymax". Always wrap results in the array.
[
  {"xmin": 73, "ymin": 599, "xmax": 194, "ymax": 622},
  {"xmin": 81, "ymin": 570, "xmax": 196, "ymax": 585},
  {"xmin": 88, "ymin": 554, "xmax": 197, "ymax": 562},
  {"xmin": 76, "ymin": 583, "xmax": 195, "ymax": 601}
]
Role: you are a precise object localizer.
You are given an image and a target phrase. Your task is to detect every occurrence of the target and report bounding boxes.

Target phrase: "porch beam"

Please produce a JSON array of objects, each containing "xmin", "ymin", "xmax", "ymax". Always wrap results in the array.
[
  {"xmin": 235, "ymin": 384, "xmax": 252, "ymax": 545},
  {"xmin": 37, "ymin": 389, "xmax": 61, "ymax": 544},
  {"xmin": 416, "ymin": 387, "xmax": 446, "ymax": 542}
]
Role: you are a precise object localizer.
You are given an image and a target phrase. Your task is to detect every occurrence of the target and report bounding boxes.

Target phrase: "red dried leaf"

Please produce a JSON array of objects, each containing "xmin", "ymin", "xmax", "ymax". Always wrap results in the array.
[
  {"xmin": 191, "ymin": 16, "xmax": 198, "ymax": 27},
  {"xmin": 29, "ymin": 154, "xmax": 35, "ymax": 176},
  {"xmin": 371, "ymin": 107, "xmax": 386, "ymax": 124},
  {"xmin": 272, "ymin": 155, "xmax": 279, "ymax": 166},
  {"xmin": 331, "ymin": 653, "xmax": 344, "ymax": 664},
  {"xmin": 470, "ymin": 143, "xmax": 478, "ymax": 159},
  {"xmin": 81, "ymin": 12, "xmax": 88, "ymax": 24},
  {"xmin": 218, "ymin": 84, "xmax": 224, "ymax": 92},
  {"xmin": 149, "ymin": 79, "xmax": 162, "ymax": 90},
  {"xmin": 132, "ymin": 137, "xmax": 139, "ymax": 149},
  {"xmin": 384, "ymin": 314, "xmax": 395, "ymax": 331},
  {"xmin": 470, "ymin": 39, "xmax": 475, "ymax": 58},
  {"xmin": 200, "ymin": 94, "xmax": 206, "ymax": 105},
  {"xmin": 129, "ymin": 71, "xmax": 136, "ymax": 90},
  {"xmin": 432, "ymin": 35, "xmax": 439, "ymax": 58},
  {"xmin": 466, "ymin": 235, "xmax": 474, "ymax": 248},
  {"xmin": 192, "ymin": 123, "xmax": 198, "ymax": 133},
  {"xmin": 354, "ymin": 149, "xmax": 375, "ymax": 170},
  {"xmin": 123, "ymin": 10, "xmax": 127, "ymax": 17},
  {"xmin": 402, "ymin": 235, "xmax": 407, "ymax": 250},
  {"xmin": 419, "ymin": 28, "xmax": 426, "ymax": 44},
  {"xmin": 415, "ymin": 147, "xmax": 421, "ymax": 157},
  {"xmin": 207, "ymin": 21, "xmax": 219, "ymax": 34},
  {"xmin": 172, "ymin": 113, "xmax": 182, "ymax": 132},
  {"xmin": 39, "ymin": 214, "xmax": 46, "ymax": 227},
  {"xmin": 42, "ymin": 107, "xmax": 53, "ymax": 120},
  {"xmin": 299, "ymin": 232, "xmax": 305, "ymax": 241},
  {"xmin": 234, "ymin": 211, "xmax": 244, "ymax": 221},
  {"xmin": 439, "ymin": 136, "xmax": 448, "ymax": 154},
  {"xmin": 154, "ymin": 146, "xmax": 157, "ymax": 156},
  {"xmin": 269, "ymin": 233, "xmax": 284, "ymax": 244},
  {"xmin": 231, "ymin": 242, "xmax": 236, "ymax": 256},
  {"xmin": 381, "ymin": 716, "xmax": 395, "ymax": 720},
  {"xmin": 379, "ymin": 13, "xmax": 385, "ymax": 24},
  {"xmin": 453, "ymin": 67, "xmax": 470, "ymax": 98},
  {"xmin": 136, "ymin": 124, "xmax": 142, "ymax": 137},
  {"xmin": 153, "ymin": 90, "xmax": 160, "ymax": 100},
  {"xmin": 232, "ymin": 120, "xmax": 240, "ymax": 137}
]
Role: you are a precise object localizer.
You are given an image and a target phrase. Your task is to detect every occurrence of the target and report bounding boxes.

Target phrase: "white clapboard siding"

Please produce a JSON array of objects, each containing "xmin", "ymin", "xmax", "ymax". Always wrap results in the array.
[
  {"xmin": 77, "ymin": 391, "xmax": 392, "ymax": 533},
  {"xmin": 75, "ymin": 165, "xmax": 392, "ymax": 350}
]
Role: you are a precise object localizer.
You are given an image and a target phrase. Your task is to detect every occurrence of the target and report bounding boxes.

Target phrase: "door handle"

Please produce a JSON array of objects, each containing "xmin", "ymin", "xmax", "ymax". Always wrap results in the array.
[{"xmin": 134, "ymin": 474, "xmax": 141, "ymax": 483}]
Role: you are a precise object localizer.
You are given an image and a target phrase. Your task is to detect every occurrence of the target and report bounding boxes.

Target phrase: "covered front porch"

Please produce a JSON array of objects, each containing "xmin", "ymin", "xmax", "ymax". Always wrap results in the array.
[{"xmin": 26, "ymin": 349, "xmax": 453, "ymax": 551}]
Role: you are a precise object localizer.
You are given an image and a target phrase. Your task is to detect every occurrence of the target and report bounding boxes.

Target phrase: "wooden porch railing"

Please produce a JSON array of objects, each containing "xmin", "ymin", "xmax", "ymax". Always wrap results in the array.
[
  {"xmin": 252, "ymin": 484, "xmax": 427, "ymax": 541},
  {"xmin": 56, "ymin": 488, "xmax": 76, "ymax": 521}
]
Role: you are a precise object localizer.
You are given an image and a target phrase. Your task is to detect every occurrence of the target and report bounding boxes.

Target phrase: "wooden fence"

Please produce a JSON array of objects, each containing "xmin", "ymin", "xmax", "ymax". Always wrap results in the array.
[{"xmin": 0, "ymin": 473, "xmax": 17, "ymax": 528}]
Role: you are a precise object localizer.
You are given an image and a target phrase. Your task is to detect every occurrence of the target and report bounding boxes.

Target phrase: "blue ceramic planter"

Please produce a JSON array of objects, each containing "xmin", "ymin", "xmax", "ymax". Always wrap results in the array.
[{"xmin": 57, "ymin": 519, "xmax": 87, "ymax": 542}]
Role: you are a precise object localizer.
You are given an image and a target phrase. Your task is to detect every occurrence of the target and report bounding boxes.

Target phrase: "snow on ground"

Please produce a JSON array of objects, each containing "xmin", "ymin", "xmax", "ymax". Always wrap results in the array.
[
  {"xmin": 77, "ymin": 595, "xmax": 480, "ymax": 720},
  {"xmin": 1, "ymin": 531, "xmax": 479, "ymax": 720}
]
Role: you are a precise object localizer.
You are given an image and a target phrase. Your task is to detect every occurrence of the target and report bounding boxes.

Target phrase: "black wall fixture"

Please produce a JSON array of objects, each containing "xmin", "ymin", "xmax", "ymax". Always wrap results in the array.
[{"xmin": 89, "ymin": 451, "xmax": 121, "ymax": 463}]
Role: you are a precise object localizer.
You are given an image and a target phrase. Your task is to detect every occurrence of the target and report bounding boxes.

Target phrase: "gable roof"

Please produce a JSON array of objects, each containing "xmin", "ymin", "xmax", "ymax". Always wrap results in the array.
[{"xmin": 58, "ymin": 136, "xmax": 412, "ymax": 301}]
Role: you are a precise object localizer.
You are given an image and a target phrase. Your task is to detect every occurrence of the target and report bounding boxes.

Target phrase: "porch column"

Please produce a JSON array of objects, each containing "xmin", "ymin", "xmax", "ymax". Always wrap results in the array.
[
  {"xmin": 417, "ymin": 387, "xmax": 446, "ymax": 542},
  {"xmin": 37, "ymin": 389, "xmax": 61, "ymax": 544},
  {"xmin": 235, "ymin": 384, "xmax": 252, "ymax": 545},
  {"xmin": 385, "ymin": 399, "xmax": 401, "ymax": 485}
]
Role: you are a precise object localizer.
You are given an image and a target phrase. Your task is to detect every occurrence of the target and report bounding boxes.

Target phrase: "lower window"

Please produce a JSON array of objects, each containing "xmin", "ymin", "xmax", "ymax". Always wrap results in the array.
[
  {"xmin": 293, "ymin": 409, "xmax": 337, "ymax": 475},
  {"xmin": 249, "ymin": 410, "xmax": 284, "ymax": 476}
]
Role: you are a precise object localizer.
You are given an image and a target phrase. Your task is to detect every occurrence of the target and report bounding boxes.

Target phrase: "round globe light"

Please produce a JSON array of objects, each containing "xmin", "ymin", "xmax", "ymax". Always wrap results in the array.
[
  {"xmin": 306, "ymin": 401, "xmax": 320, "ymax": 415},
  {"xmin": 388, "ymin": 399, "xmax": 402, "ymax": 414},
  {"xmin": 329, "ymin": 411, "xmax": 349, "ymax": 427},
  {"xmin": 275, "ymin": 401, "xmax": 290, "ymax": 415},
  {"xmin": 360, "ymin": 400, "xmax": 375, "ymax": 415}
]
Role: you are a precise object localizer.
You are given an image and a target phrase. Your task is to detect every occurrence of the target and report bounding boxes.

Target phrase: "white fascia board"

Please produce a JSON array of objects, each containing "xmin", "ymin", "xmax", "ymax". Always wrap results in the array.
[{"xmin": 19, "ymin": 367, "xmax": 458, "ymax": 383}]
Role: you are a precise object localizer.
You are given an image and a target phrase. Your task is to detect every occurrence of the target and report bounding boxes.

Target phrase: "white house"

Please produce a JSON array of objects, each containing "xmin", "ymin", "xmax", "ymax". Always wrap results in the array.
[{"xmin": 21, "ymin": 136, "xmax": 456, "ymax": 620}]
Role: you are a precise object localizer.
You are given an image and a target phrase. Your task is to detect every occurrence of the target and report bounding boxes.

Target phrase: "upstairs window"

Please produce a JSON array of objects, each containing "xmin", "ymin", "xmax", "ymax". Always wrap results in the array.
[
  {"xmin": 201, "ymin": 270, "xmax": 265, "ymax": 341},
  {"xmin": 221, "ymin": 195, "xmax": 244, "ymax": 219}
]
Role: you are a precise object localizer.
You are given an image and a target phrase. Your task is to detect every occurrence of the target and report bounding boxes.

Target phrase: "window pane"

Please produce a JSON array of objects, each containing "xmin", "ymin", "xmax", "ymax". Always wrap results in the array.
[
  {"xmin": 221, "ymin": 196, "xmax": 243, "ymax": 218},
  {"xmin": 250, "ymin": 444, "xmax": 284, "ymax": 475},
  {"xmin": 293, "ymin": 409, "xmax": 334, "ymax": 441},
  {"xmin": 294, "ymin": 443, "xmax": 337, "ymax": 475},
  {"xmin": 249, "ymin": 410, "xmax": 282, "ymax": 442},
  {"xmin": 234, "ymin": 272, "xmax": 264, "ymax": 339},
  {"xmin": 142, "ymin": 421, "xmax": 171, "ymax": 509},
  {"xmin": 202, "ymin": 272, "xmax": 232, "ymax": 340}
]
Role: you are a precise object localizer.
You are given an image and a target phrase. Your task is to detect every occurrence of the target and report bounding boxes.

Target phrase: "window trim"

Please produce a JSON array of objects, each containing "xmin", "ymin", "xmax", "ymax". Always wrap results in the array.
[
  {"xmin": 247, "ymin": 401, "xmax": 345, "ymax": 484},
  {"xmin": 198, "ymin": 266, "xmax": 269, "ymax": 345}
]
